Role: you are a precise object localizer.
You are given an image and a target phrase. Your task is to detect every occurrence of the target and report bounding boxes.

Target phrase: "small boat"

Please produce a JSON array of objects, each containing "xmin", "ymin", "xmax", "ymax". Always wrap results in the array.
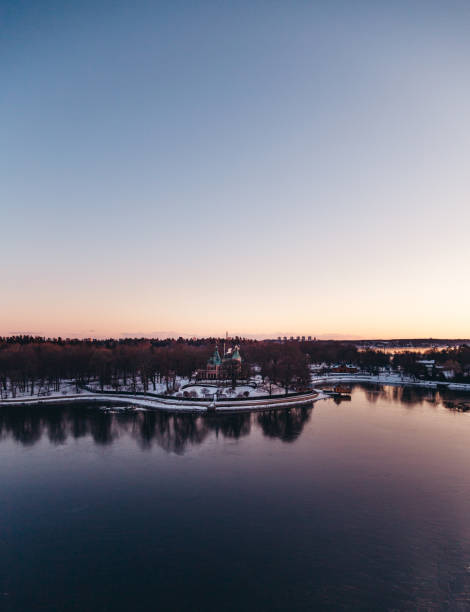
[{"xmin": 332, "ymin": 385, "xmax": 352, "ymax": 399}]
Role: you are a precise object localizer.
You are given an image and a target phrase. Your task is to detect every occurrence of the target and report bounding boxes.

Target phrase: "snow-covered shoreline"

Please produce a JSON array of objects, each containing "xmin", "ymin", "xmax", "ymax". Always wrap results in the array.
[
  {"xmin": 312, "ymin": 373, "xmax": 470, "ymax": 391},
  {"xmin": 3, "ymin": 372, "xmax": 469, "ymax": 413},
  {"xmin": 0, "ymin": 389, "xmax": 320, "ymax": 413}
]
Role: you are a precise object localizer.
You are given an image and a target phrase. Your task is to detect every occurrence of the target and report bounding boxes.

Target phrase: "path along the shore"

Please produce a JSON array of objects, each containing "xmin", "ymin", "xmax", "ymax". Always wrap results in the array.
[{"xmin": 0, "ymin": 389, "xmax": 320, "ymax": 413}]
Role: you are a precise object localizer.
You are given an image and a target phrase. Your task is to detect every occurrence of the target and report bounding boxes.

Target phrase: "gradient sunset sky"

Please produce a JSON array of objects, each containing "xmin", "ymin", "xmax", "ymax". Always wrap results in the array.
[{"xmin": 2, "ymin": 0, "xmax": 470, "ymax": 339}]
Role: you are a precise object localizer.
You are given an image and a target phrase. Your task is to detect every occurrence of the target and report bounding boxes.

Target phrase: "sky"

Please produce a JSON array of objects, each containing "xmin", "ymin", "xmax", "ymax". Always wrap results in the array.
[{"xmin": 2, "ymin": 0, "xmax": 470, "ymax": 339}]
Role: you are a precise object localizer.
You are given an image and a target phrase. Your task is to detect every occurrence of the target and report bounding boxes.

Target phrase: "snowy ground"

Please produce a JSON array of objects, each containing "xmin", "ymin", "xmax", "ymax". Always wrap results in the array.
[
  {"xmin": 0, "ymin": 376, "xmax": 286, "ymax": 403},
  {"xmin": 176, "ymin": 383, "xmax": 286, "ymax": 399},
  {"xmin": 85, "ymin": 378, "xmax": 184, "ymax": 395},
  {"xmin": 0, "ymin": 380, "xmax": 80, "ymax": 401},
  {"xmin": 3, "ymin": 370, "xmax": 470, "ymax": 404},
  {"xmin": 83, "ymin": 377, "xmax": 286, "ymax": 399},
  {"xmin": 312, "ymin": 372, "xmax": 470, "ymax": 391},
  {"xmin": 0, "ymin": 389, "xmax": 319, "ymax": 412}
]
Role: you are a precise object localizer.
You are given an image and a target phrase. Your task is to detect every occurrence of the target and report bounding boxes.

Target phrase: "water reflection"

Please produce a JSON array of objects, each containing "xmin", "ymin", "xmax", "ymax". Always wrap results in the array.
[
  {"xmin": 257, "ymin": 405, "xmax": 312, "ymax": 442},
  {"xmin": 1, "ymin": 385, "xmax": 469, "ymax": 453},
  {"xmin": 357, "ymin": 382, "xmax": 470, "ymax": 408},
  {"xmin": 3, "ymin": 385, "xmax": 470, "ymax": 612},
  {"xmin": 0, "ymin": 404, "xmax": 313, "ymax": 453}
]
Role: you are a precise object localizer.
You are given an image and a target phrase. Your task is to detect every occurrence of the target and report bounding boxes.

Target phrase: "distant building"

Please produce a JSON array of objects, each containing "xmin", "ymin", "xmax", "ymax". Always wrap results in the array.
[
  {"xmin": 417, "ymin": 359, "xmax": 435, "ymax": 376},
  {"xmin": 330, "ymin": 365, "xmax": 359, "ymax": 374},
  {"xmin": 435, "ymin": 360, "xmax": 461, "ymax": 380},
  {"xmin": 197, "ymin": 344, "xmax": 242, "ymax": 380}
]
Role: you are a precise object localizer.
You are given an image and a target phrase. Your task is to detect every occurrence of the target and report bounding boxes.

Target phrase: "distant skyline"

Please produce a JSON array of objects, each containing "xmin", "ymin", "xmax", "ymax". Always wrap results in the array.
[
  {"xmin": 2, "ymin": 0, "xmax": 470, "ymax": 338},
  {"xmin": 0, "ymin": 328, "xmax": 366, "ymax": 340},
  {"xmin": 4, "ymin": 329, "xmax": 468, "ymax": 341}
]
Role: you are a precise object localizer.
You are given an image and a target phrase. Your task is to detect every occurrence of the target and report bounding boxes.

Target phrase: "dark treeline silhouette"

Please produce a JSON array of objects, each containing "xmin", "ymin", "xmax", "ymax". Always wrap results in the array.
[
  {"xmin": 2, "ymin": 336, "xmax": 470, "ymax": 399},
  {"xmin": 307, "ymin": 341, "xmax": 470, "ymax": 381},
  {"xmin": 391, "ymin": 346, "xmax": 470, "ymax": 381},
  {"xmin": 0, "ymin": 336, "xmax": 312, "ymax": 397}
]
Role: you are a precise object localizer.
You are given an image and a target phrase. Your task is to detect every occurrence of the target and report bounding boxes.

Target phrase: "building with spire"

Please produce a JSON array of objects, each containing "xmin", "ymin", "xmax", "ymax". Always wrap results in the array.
[{"xmin": 197, "ymin": 344, "xmax": 242, "ymax": 381}]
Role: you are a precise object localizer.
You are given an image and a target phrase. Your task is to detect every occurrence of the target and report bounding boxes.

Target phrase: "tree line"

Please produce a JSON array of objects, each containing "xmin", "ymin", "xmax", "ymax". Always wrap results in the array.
[
  {"xmin": 0, "ymin": 337, "xmax": 311, "ymax": 398},
  {"xmin": 2, "ymin": 336, "xmax": 470, "ymax": 399}
]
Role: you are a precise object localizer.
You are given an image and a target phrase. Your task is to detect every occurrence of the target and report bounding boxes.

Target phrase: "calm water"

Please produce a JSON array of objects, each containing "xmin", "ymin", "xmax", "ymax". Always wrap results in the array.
[{"xmin": 2, "ymin": 385, "xmax": 470, "ymax": 611}]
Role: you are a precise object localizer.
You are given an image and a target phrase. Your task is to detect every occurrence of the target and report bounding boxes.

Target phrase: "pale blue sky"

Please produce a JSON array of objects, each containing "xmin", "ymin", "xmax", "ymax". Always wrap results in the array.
[{"xmin": 2, "ymin": 1, "xmax": 470, "ymax": 338}]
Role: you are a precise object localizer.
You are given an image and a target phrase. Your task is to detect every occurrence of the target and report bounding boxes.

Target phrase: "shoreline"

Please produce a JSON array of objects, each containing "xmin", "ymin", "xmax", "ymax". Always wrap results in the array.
[
  {"xmin": 0, "ymin": 390, "xmax": 320, "ymax": 413},
  {"xmin": 312, "ymin": 373, "xmax": 470, "ymax": 391},
  {"xmin": 2, "ymin": 373, "xmax": 470, "ymax": 412}
]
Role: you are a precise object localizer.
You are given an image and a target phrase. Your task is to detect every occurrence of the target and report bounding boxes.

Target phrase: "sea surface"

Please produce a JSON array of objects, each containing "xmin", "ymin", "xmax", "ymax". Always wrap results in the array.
[{"xmin": 1, "ymin": 385, "xmax": 470, "ymax": 611}]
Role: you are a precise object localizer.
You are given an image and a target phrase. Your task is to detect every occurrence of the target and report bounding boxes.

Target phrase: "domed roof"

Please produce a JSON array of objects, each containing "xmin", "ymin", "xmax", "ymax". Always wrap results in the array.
[
  {"xmin": 231, "ymin": 346, "xmax": 241, "ymax": 361},
  {"xmin": 208, "ymin": 346, "xmax": 222, "ymax": 366}
]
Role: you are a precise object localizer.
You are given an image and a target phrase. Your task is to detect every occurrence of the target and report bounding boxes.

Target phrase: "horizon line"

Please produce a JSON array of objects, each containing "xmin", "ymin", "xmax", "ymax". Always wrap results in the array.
[{"xmin": 2, "ymin": 333, "xmax": 470, "ymax": 343}]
